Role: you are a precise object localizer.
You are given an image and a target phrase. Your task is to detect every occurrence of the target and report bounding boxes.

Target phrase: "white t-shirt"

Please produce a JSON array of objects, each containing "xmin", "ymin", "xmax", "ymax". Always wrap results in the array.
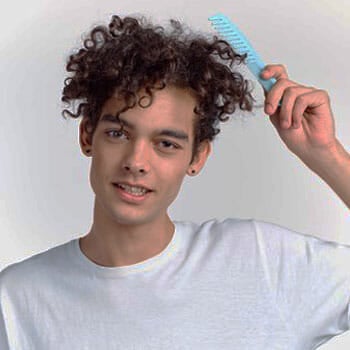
[{"xmin": 1, "ymin": 218, "xmax": 350, "ymax": 349}]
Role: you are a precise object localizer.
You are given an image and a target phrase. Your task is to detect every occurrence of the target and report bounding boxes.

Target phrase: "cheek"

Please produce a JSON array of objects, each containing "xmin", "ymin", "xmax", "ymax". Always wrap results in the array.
[
  {"xmin": 89, "ymin": 154, "xmax": 113, "ymax": 191},
  {"xmin": 159, "ymin": 163, "xmax": 187, "ymax": 192},
  {"xmin": 89, "ymin": 157, "xmax": 101, "ymax": 194}
]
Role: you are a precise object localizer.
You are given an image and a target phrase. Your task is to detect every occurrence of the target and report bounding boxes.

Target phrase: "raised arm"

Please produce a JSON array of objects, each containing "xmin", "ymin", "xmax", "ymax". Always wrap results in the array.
[{"xmin": 261, "ymin": 64, "xmax": 350, "ymax": 210}]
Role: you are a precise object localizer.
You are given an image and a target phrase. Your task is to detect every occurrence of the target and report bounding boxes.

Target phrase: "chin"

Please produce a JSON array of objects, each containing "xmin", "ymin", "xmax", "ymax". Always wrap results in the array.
[{"xmin": 110, "ymin": 210, "xmax": 155, "ymax": 226}]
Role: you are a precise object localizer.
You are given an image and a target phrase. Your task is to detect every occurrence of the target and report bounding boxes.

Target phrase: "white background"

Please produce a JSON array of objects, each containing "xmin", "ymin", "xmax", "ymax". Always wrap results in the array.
[{"xmin": 0, "ymin": 1, "xmax": 349, "ymax": 348}]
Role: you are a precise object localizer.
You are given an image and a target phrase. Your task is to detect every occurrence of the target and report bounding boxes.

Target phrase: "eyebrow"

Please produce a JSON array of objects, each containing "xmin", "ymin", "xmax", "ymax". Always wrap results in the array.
[{"xmin": 100, "ymin": 114, "xmax": 189, "ymax": 142}]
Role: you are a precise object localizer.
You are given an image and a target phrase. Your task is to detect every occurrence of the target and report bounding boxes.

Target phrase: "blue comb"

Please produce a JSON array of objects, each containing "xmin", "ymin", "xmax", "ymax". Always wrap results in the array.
[{"xmin": 208, "ymin": 13, "xmax": 277, "ymax": 94}]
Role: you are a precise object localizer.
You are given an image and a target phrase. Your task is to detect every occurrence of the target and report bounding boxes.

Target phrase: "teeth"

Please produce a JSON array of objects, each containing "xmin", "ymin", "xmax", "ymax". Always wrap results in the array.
[{"xmin": 118, "ymin": 184, "xmax": 148, "ymax": 196}]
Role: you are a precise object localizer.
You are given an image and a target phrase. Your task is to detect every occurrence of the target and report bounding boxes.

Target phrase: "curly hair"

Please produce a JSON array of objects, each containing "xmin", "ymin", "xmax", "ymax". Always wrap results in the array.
[{"xmin": 61, "ymin": 14, "xmax": 256, "ymax": 164}]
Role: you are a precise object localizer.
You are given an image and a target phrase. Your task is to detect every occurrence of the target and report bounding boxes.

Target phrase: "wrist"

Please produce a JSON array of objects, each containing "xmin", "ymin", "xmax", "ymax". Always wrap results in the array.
[{"xmin": 306, "ymin": 139, "xmax": 350, "ymax": 181}]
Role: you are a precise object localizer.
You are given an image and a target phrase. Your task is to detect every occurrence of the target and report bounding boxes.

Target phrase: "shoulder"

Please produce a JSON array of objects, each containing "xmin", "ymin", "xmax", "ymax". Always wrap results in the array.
[
  {"xmin": 251, "ymin": 218, "xmax": 350, "ymax": 251},
  {"xmin": 176, "ymin": 217, "xmax": 258, "ymax": 248},
  {"xmin": 176, "ymin": 217, "xmax": 255, "ymax": 235},
  {"xmin": 185, "ymin": 217, "xmax": 350, "ymax": 255},
  {"xmin": 0, "ymin": 239, "xmax": 74, "ymax": 293},
  {"xmin": 252, "ymin": 220, "xmax": 350, "ymax": 278}
]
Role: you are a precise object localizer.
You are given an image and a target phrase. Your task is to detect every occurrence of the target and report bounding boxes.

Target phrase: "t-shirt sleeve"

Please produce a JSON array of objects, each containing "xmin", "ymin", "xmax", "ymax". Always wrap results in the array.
[
  {"xmin": 252, "ymin": 219, "xmax": 350, "ymax": 349},
  {"xmin": 0, "ymin": 305, "xmax": 10, "ymax": 350},
  {"xmin": 0, "ymin": 273, "xmax": 10, "ymax": 350}
]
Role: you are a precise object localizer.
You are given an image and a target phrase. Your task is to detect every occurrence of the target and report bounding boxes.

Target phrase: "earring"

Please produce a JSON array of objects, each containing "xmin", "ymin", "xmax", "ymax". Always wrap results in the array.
[
  {"xmin": 191, "ymin": 170, "xmax": 195, "ymax": 174},
  {"xmin": 86, "ymin": 149, "xmax": 90, "ymax": 153}
]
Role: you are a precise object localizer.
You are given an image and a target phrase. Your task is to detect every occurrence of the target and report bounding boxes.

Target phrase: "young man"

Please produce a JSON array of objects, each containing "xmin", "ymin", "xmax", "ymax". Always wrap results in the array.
[{"xmin": 1, "ymin": 14, "xmax": 350, "ymax": 349}]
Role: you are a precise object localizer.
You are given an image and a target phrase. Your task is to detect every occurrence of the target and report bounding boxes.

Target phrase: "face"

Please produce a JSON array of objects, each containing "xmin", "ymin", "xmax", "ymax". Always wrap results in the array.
[{"xmin": 79, "ymin": 85, "xmax": 211, "ymax": 227}]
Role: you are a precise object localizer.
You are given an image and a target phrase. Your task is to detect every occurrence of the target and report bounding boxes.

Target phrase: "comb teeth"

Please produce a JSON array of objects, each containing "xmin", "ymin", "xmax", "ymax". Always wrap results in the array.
[
  {"xmin": 208, "ymin": 13, "xmax": 258, "ymax": 64},
  {"xmin": 208, "ymin": 14, "xmax": 228, "ymax": 21},
  {"xmin": 208, "ymin": 13, "xmax": 278, "ymax": 94}
]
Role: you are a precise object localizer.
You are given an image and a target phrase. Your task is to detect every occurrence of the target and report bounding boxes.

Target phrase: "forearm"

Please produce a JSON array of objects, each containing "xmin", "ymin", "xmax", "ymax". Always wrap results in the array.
[{"xmin": 305, "ymin": 139, "xmax": 350, "ymax": 210}]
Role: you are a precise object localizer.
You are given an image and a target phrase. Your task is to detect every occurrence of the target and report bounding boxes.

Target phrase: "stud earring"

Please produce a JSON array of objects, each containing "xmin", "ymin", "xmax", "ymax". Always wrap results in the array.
[
  {"xmin": 191, "ymin": 170, "xmax": 195, "ymax": 174},
  {"xmin": 86, "ymin": 149, "xmax": 90, "ymax": 153}
]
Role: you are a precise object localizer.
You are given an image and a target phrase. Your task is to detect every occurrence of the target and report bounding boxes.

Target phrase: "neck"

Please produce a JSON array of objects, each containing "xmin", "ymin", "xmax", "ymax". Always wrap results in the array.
[{"xmin": 79, "ymin": 200, "xmax": 175, "ymax": 267}]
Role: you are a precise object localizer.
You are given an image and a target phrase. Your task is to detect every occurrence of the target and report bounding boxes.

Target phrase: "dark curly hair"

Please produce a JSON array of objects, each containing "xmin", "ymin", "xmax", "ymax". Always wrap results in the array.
[{"xmin": 61, "ymin": 14, "xmax": 256, "ymax": 164}]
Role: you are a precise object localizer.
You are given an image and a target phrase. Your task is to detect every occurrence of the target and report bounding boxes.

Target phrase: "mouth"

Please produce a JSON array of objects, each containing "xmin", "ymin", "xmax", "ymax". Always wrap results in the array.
[{"xmin": 112, "ymin": 183, "xmax": 153, "ymax": 200}]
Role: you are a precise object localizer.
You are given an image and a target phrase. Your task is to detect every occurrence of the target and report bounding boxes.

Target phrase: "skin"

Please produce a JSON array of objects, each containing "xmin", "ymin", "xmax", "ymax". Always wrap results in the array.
[{"xmin": 78, "ymin": 85, "xmax": 211, "ymax": 267}]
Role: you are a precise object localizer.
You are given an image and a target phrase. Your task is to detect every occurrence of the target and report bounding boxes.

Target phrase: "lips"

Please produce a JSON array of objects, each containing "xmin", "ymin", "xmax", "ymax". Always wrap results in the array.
[
  {"xmin": 113, "ymin": 183, "xmax": 153, "ymax": 202},
  {"xmin": 112, "ymin": 183, "xmax": 153, "ymax": 192}
]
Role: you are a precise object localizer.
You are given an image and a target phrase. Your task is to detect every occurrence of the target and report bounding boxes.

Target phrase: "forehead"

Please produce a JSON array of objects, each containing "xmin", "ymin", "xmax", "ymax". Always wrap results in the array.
[{"xmin": 99, "ymin": 85, "xmax": 198, "ymax": 128}]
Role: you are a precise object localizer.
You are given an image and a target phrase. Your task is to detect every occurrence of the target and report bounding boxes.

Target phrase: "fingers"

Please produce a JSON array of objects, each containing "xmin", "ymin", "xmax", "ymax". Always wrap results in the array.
[
  {"xmin": 262, "ymin": 64, "xmax": 291, "ymax": 110},
  {"xmin": 262, "ymin": 63, "xmax": 317, "ymax": 129},
  {"xmin": 261, "ymin": 64, "xmax": 289, "ymax": 96},
  {"xmin": 264, "ymin": 78, "xmax": 299, "ymax": 115},
  {"xmin": 267, "ymin": 84, "xmax": 315, "ymax": 129},
  {"xmin": 281, "ymin": 86, "xmax": 314, "ymax": 129},
  {"xmin": 261, "ymin": 64, "xmax": 289, "ymax": 99},
  {"xmin": 291, "ymin": 89, "xmax": 330, "ymax": 123},
  {"xmin": 262, "ymin": 64, "xmax": 289, "ymax": 80}
]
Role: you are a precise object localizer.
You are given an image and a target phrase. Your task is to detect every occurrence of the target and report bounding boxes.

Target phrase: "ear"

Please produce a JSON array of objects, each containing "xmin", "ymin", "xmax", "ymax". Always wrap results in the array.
[
  {"xmin": 186, "ymin": 140, "xmax": 212, "ymax": 176},
  {"xmin": 79, "ymin": 117, "xmax": 94, "ymax": 157}
]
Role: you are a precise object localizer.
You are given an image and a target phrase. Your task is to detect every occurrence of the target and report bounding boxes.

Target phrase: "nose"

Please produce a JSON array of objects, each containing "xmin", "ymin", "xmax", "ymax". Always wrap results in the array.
[{"xmin": 122, "ymin": 140, "xmax": 150, "ymax": 175}]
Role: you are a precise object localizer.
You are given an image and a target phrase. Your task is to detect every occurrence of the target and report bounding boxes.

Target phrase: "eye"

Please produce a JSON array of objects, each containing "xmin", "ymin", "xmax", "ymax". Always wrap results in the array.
[
  {"xmin": 159, "ymin": 140, "xmax": 179, "ymax": 150},
  {"xmin": 105, "ymin": 129, "xmax": 128, "ymax": 139}
]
